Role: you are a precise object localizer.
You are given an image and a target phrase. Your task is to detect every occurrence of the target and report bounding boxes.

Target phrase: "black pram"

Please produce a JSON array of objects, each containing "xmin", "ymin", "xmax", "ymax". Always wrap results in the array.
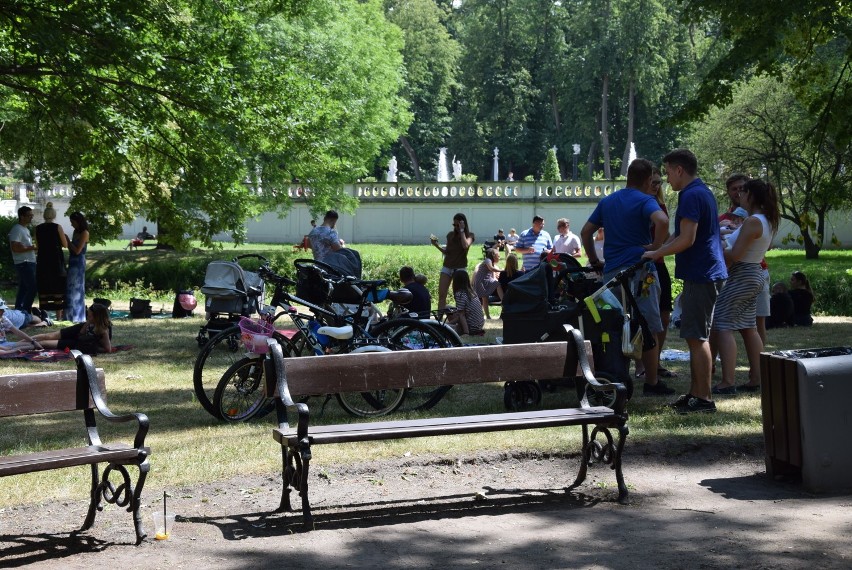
[{"xmin": 500, "ymin": 256, "xmax": 654, "ymax": 409}]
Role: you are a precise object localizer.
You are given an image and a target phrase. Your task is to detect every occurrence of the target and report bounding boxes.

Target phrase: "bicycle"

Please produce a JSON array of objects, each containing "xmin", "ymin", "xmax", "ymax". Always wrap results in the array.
[{"xmin": 196, "ymin": 259, "xmax": 452, "ymax": 421}]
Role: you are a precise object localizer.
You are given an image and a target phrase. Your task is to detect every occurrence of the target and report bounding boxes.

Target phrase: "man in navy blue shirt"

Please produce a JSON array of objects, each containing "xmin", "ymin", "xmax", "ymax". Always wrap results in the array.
[
  {"xmin": 399, "ymin": 266, "xmax": 431, "ymax": 317},
  {"xmin": 644, "ymin": 149, "xmax": 727, "ymax": 414},
  {"xmin": 581, "ymin": 158, "xmax": 672, "ymax": 396}
]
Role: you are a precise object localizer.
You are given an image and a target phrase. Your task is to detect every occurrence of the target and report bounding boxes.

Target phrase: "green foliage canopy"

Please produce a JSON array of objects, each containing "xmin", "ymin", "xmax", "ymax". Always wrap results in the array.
[
  {"xmin": 0, "ymin": 0, "xmax": 409, "ymax": 248},
  {"xmin": 690, "ymin": 74, "xmax": 852, "ymax": 259}
]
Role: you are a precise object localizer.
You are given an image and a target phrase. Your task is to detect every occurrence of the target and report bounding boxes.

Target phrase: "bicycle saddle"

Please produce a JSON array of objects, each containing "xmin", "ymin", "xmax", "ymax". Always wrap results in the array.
[
  {"xmin": 387, "ymin": 289, "xmax": 413, "ymax": 305},
  {"xmin": 316, "ymin": 324, "xmax": 354, "ymax": 340}
]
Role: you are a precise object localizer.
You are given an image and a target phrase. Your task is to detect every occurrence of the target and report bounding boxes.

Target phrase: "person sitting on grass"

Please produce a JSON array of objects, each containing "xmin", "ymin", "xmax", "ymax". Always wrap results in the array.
[
  {"xmin": 31, "ymin": 303, "xmax": 112, "ymax": 355},
  {"xmin": 0, "ymin": 299, "xmax": 45, "ymax": 353},
  {"xmin": 445, "ymin": 269, "xmax": 485, "ymax": 336}
]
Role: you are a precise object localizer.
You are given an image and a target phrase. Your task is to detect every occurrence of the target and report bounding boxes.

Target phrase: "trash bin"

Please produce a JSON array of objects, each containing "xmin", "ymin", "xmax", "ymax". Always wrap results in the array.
[{"xmin": 760, "ymin": 347, "xmax": 852, "ymax": 493}]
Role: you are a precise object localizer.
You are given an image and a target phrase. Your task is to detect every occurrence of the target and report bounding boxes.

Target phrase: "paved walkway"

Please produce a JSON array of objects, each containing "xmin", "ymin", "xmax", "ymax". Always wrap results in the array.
[{"xmin": 2, "ymin": 454, "xmax": 851, "ymax": 569}]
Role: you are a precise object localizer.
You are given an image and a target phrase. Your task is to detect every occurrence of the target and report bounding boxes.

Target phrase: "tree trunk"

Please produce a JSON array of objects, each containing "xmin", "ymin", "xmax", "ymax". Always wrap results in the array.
[
  {"xmin": 620, "ymin": 78, "xmax": 636, "ymax": 177},
  {"xmin": 601, "ymin": 73, "xmax": 611, "ymax": 180},
  {"xmin": 154, "ymin": 222, "xmax": 174, "ymax": 250},
  {"xmin": 399, "ymin": 136, "xmax": 421, "ymax": 181},
  {"xmin": 803, "ymin": 231, "xmax": 820, "ymax": 259}
]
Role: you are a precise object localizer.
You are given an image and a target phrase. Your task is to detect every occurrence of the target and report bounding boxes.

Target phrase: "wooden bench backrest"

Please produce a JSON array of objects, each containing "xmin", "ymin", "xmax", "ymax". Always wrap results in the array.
[
  {"xmin": 267, "ymin": 341, "xmax": 588, "ymax": 398},
  {"xmin": 0, "ymin": 368, "xmax": 106, "ymax": 418}
]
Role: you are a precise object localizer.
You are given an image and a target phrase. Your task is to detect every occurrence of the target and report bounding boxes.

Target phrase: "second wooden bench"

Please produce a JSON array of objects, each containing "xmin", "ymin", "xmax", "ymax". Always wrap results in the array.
[{"xmin": 264, "ymin": 324, "xmax": 629, "ymax": 529}]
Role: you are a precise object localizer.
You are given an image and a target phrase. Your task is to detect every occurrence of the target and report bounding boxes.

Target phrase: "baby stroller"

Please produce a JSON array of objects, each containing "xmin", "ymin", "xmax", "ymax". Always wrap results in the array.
[
  {"xmin": 196, "ymin": 254, "xmax": 267, "ymax": 347},
  {"xmin": 501, "ymin": 256, "xmax": 653, "ymax": 409}
]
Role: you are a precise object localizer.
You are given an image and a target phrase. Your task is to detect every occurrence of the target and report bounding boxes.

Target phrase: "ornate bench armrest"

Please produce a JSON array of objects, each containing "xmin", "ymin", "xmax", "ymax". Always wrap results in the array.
[
  {"xmin": 265, "ymin": 341, "xmax": 311, "ymax": 438},
  {"xmin": 562, "ymin": 325, "xmax": 629, "ymax": 415},
  {"xmin": 73, "ymin": 351, "xmax": 150, "ymax": 450}
]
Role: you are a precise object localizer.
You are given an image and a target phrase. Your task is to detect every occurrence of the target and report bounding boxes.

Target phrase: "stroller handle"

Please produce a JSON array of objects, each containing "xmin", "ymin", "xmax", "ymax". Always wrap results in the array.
[
  {"xmin": 232, "ymin": 253, "xmax": 269, "ymax": 263},
  {"xmin": 583, "ymin": 259, "xmax": 651, "ymax": 324}
]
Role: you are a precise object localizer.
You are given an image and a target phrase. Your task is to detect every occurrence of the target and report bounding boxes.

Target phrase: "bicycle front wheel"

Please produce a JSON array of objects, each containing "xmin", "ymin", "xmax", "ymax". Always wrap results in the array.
[
  {"xmin": 335, "ymin": 345, "xmax": 406, "ymax": 417},
  {"xmin": 213, "ymin": 357, "xmax": 273, "ymax": 422},
  {"xmin": 195, "ymin": 325, "xmax": 297, "ymax": 419}
]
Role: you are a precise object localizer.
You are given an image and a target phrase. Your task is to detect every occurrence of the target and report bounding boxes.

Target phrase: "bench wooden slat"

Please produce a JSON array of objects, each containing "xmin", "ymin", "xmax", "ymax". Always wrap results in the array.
[
  {"xmin": 269, "ymin": 342, "xmax": 577, "ymax": 398},
  {"xmin": 0, "ymin": 444, "xmax": 146, "ymax": 477},
  {"xmin": 274, "ymin": 406, "xmax": 617, "ymax": 445},
  {"xmin": 0, "ymin": 369, "xmax": 106, "ymax": 417}
]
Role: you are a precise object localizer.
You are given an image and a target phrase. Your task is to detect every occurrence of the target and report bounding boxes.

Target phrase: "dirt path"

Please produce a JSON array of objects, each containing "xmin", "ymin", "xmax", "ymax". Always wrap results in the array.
[{"xmin": 2, "ymin": 445, "xmax": 851, "ymax": 569}]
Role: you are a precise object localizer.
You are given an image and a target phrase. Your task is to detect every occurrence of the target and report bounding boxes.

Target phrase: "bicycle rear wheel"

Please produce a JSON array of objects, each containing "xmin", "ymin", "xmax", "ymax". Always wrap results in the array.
[
  {"xmin": 335, "ymin": 345, "xmax": 406, "ymax": 417},
  {"xmin": 194, "ymin": 325, "xmax": 243, "ymax": 418},
  {"xmin": 371, "ymin": 318, "xmax": 456, "ymax": 412},
  {"xmin": 213, "ymin": 357, "xmax": 273, "ymax": 422}
]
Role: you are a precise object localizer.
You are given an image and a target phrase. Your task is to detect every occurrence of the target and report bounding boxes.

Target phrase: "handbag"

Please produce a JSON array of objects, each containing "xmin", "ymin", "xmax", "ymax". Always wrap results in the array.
[{"xmin": 621, "ymin": 316, "xmax": 643, "ymax": 359}]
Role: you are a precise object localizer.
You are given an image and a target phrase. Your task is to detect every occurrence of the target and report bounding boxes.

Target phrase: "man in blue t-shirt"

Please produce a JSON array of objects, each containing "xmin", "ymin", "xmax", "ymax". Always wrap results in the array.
[
  {"xmin": 644, "ymin": 149, "xmax": 727, "ymax": 414},
  {"xmin": 514, "ymin": 216, "xmax": 553, "ymax": 271},
  {"xmin": 581, "ymin": 158, "xmax": 672, "ymax": 396},
  {"xmin": 308, "ymin": 210, "xmax": 344, "ymax": 262}
]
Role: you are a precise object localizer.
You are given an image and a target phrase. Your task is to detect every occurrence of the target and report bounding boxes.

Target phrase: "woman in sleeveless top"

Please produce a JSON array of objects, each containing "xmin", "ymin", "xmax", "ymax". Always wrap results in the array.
[
  {"xmin": 430, "ymin": 213, "xmax": 474, "ymax": 312},
  {"xmin": 66, "ymin": 212, "xmax": 90, "ymax": 323},
  {"xmin": 35, "ymin": 202, "xmax": 68, "ymax": 319},
  {"xmin": 710, "ymin": 179, "xmax": 779, "ymax": 394}
]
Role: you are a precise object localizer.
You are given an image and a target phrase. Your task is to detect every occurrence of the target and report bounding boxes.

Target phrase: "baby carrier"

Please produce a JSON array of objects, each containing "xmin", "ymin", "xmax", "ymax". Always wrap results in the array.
[{"xmin": 195, "ymin": 254, "xmax": 266, "ymax": 347}]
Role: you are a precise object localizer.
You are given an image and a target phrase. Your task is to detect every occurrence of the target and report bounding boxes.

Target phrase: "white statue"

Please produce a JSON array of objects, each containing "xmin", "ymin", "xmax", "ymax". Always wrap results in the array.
[
  {"xmin": 452, "ymin": 155, "xmax": 462, "ymax": 180},
  {"xmin": 492, "ymin": 147, "xmax": 499, "ymax": 182},
  {"xmin": 386, "ymin": 156, "xmax": 398, "ymax": 182}
]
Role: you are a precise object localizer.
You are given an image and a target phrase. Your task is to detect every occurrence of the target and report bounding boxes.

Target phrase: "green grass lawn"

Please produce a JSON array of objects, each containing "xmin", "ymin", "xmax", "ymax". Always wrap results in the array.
[
  {"xmin": 1, "ymin": 308, "xmax": 849, "ymax": 508},
  {"xmin": 0, "ymin": 243, "xmax": 850, "ymax": 508}
]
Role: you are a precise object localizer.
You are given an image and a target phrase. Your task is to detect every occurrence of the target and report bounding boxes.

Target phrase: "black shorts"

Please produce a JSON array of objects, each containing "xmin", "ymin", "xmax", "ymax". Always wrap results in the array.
[{"xmin": 56, "ymin": 323, "xmax": 85, "ymax": 349}]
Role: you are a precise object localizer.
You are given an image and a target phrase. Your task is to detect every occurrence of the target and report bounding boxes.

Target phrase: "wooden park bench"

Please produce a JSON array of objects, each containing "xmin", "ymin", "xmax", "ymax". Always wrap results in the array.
[
  {"xmin": 264, "ymin": 325, "xmax": 629, "ymax": 529},
  {"xmin": 0, "ymin": 352, "xmax": 151, "ymax": 544}
]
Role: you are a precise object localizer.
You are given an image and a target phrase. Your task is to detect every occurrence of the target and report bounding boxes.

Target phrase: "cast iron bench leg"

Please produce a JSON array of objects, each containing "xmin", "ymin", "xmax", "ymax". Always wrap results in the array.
[
  {"xmin": 613, "ymin": 424, "xmax": 629, "ymax": 504},
  {"xmin": 298, "ymin": 438, "xmax": 314, "ymax": 529},
  {"xmin": 78, "ymin": 460, "xmax": 150, "ymax": 544},
  {"xmin": 131, "ymin": 460, "xmax": 151, "ymax": 544},
  {"xmin": 81, "ymin": 462, "xmax": 102, "ymax": 533},
  {"xmin": 569, "ymin": 422, "xmax": 629, "ymax": 503},
  {"xmin": 570, "ymin": 424, "xmax": 592, "ymax": 489},
  {"xmin": 279, "ymin": 446, "xmax": 294, "ymax": 512}
]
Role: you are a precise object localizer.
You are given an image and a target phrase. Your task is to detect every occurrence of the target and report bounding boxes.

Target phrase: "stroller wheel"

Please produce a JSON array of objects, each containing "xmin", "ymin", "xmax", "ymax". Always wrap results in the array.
[
  {"xmin": 575, "ymin": 370, "xmax": 630, "ymax": 408},
  {"xmin": 503, "ymin": 380, "xmax": 542, "ymax": 411}
]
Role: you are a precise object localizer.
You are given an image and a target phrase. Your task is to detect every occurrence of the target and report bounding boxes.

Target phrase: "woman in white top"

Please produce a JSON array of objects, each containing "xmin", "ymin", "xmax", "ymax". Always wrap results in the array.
[{"xmin": 710, "ymin": 179, "xmax": 779, "ymax": 394}]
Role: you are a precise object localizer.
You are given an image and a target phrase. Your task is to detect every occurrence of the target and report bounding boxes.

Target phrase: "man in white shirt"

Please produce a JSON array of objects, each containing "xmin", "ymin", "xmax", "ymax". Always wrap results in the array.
[
  {"xmin": 552, "ymin": 218, "xmax": 581, "ymax": 257},
  {"xmin": 8, "ymin": 206, "xmax": 37, "ymax": 313}
]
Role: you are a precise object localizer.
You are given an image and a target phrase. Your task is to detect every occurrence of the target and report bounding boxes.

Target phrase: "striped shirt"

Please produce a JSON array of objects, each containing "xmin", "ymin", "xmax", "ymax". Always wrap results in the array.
[{"xmin": 516, "ymin": 228, "xmax": 553, "ymax": 271}]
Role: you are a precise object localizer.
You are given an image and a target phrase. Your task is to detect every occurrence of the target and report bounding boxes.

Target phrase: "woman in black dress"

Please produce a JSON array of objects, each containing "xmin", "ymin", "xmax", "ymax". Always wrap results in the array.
[
  {"xmin": 788, "ymin": 271, "xmax": 814, "ymax": 326},
  {"xmin": 34, "ymin": 202, "xmax": 68, "ymax": 319}
]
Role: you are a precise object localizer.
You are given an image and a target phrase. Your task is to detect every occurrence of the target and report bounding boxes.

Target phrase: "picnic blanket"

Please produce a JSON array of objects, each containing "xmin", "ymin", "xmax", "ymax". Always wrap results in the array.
[
  {"xmin": 110, "ymin": 310, "xmax": 173, "ymax": 319},
  {"xmin": 0, "ymin": 345, "xmax": 134, "ymax": 362}
]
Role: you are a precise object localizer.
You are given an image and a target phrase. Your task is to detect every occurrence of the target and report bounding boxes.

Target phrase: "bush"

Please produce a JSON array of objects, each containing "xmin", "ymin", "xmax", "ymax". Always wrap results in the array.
[
  {"xmin": 0, "ymin": 216, "xmax": 17, "ymax": 281},
  {"xmin": 542, "ymin": 148, "xmax": 560, "ymax": 181}
]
